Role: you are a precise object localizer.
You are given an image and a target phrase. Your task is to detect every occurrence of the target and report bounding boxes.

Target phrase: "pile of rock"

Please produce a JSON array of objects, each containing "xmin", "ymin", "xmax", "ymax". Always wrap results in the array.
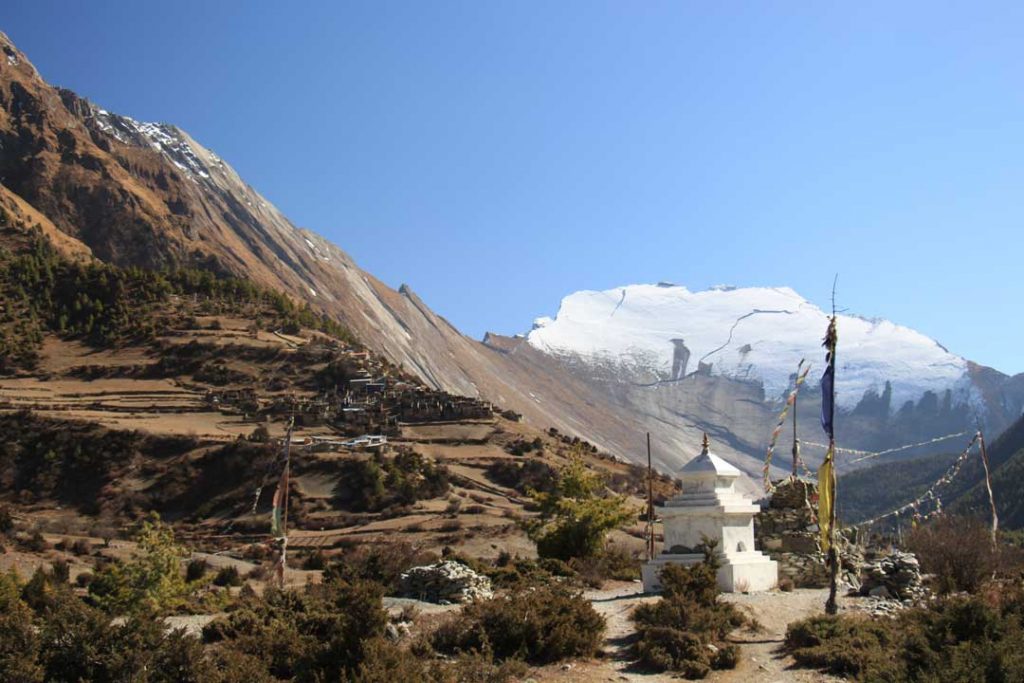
[
  {"xmin": 858, "ymin": 551, "xmax": 924, "ymax": 602},
  {"xmin": 756, "ymin": 479, "xmax": 829, "ymax": 587},
  {"xmin": 757, "ymin": 478, "xmax": 866, "ymax": 589},
  {"xmin": 399, "ymin": 561, "xmax": 493, "ymax": 604}
]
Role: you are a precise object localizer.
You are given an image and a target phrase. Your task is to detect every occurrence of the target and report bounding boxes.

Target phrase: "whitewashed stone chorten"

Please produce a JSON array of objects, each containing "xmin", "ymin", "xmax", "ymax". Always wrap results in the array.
[{"xmin": 641, "ymin": 434, "xmax": 778, "ymax": 593}]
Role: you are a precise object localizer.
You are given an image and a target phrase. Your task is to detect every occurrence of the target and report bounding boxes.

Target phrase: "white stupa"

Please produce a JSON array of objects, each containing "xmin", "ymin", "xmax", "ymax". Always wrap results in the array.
[{"xmin": 641, "ymin": 434, "xmax": 778, "ymax": 593}]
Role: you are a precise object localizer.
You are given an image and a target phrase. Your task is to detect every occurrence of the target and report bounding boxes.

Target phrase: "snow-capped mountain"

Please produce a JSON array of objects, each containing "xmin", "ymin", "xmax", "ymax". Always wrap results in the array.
[
  {"xmin": 3, "ymin": 30, "xmax": 1021, "ymax": 486},
  {"xmin": 528, "ymin": 283, "xmax": 976, "ymax": 413},
  {"xmin": 516, "ymin": 282, "xmax": 1024, "ymax": 482}
]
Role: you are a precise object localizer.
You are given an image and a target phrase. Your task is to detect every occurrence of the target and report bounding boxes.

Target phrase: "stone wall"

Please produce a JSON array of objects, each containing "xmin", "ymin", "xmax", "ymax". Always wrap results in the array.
[
  {"xmin": 756, "ymin": 478, "xmax": 866, "ymax": 589},
  {"xmin": 756, "ymin": 479, "xmax": 829, "ymax": 587},
  {"xmin": 398, "ymin": 560, "xmax": 493, "ymax": 604}
]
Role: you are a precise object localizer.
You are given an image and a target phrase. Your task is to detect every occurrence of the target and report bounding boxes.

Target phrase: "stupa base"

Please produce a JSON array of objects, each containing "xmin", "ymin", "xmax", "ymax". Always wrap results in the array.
[{"xmin": 641, "ymin": 552, "xmax": 778, "ymax": 593}]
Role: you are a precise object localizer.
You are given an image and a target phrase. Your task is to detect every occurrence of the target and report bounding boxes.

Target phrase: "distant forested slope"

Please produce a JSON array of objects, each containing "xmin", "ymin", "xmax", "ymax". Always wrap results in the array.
[{"xmin": 840, "ymin": 413, "xmax": 1024, "ymax": 528}]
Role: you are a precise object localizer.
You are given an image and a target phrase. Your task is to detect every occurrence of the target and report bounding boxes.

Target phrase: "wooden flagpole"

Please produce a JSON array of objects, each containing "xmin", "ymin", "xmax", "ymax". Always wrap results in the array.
[
  {"xmin": 792, "ymin": 386, "xmax": 800, "ymax": 478},
  {"xmin": 277, "ymin": 417, "xmax": 294, "ymax": 589},
  {"xmin": 825, "ymin": 279, "xmax": 840, "ymax": 615},
  {"xmin": 646, "ymin": 432, "xmax": 655, "ymax": 561},
  {"xmin": 977, "ymin": 429, "xmax": 999, "ymax": 547}
]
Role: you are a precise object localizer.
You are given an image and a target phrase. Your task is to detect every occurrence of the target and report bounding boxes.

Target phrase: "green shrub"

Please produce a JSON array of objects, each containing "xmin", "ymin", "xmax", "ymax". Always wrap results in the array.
[
  {"xmin": 334, "ymin": 453, "xmax": 450, "ymax": 513},
  {"xmin": 485, "ymin": 459, "xmax": 558, "ymax": 495},
  {"xmin": 432, "ymin": 585, "xmax": 604, "ymax": 664},
  {"xmin": 27, "ymin": 584, "xmax": 213, "ymax": 683},
  {"xmin": 213, "ymin": 565, "xmax": 243, "ymax": 587},
  {"xmin": 785, "ymin": 614, "xmax": 901, "ymax": 678},
  {"xmin": 186, "ymin": 558, "xmax": 209, "ymax": 583},
  {"xmin": 325, "ymin": 542, "xmax": 437, "ymax": 592},
  {"xmin": 786, "ymin": 589, "xmax": 1024, "ymax": 682},
  {"xmin": 526, "ymin": 454, "xmax": 636, "ymax": 561},
  {"xmin": 352, "ymin": 637, "xmax": 431, "ymax": 682},
  {"xmin": 635, "ymin": 627, "xmax": 711, "ymax": 678},
  {"xmin": 0, "ymin": 598, "xmax": 42, "ymax": 682},
  {"xmin": 632, "ymin": 550, "xmax": 745, "ymax": 677},
  {"xmin": 88, "ymin": 516, "xmax": 192, "ymax": 615},
  {"xmin": 203, "ymin": 578, "xmax": 388, "ymax": 681}
]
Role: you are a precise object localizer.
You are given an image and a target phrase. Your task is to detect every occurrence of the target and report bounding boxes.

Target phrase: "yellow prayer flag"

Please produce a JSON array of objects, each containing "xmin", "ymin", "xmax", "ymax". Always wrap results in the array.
[{"xmin": 818, "ymin": 444, "xmax": 835, "ymax": 554}]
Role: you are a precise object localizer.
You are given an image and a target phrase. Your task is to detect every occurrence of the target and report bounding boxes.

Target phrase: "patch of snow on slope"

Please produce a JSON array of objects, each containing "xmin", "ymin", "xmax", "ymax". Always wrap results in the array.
[
  {"xmin": 301, "ymin": 234, "xmax": 332, "ymax": 263},
  {"xmin": 527, "ymin": 284, "xmax": 969, "ymax": 410},
  {"xmin": 88, "ymin": 106, "xmax": 211, "ymax": 181}
]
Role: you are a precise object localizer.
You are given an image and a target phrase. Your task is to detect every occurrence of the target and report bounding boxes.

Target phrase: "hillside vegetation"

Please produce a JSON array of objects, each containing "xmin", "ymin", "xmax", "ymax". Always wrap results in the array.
[
  {"xmin": 0, "ymin": 216, "xmax": 352, "ymax": 372},
  {"xmin": 840, "ymin": 413, "xmax": 1024, "ymax": 529}
]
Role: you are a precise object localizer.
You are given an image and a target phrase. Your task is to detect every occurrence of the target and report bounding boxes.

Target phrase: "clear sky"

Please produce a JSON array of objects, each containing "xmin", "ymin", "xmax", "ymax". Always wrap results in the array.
[{"xmin": 2, "ymin": 2, "xmax": 1022, "ymax": 374}]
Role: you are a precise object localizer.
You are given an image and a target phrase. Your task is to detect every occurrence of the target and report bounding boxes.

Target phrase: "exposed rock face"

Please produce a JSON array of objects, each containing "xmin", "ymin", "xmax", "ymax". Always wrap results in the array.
[
  {"xmin": 399, "ymin": 561, "xmax": 493, "ymax": 604},
  {"xmin": 858, "ymin": 551, "xmax": 925, "ymax": 602}
]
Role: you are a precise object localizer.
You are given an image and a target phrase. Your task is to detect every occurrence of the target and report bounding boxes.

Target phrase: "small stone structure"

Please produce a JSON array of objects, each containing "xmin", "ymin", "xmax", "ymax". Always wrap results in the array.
[
  {"xmin": 399, "ymin": 560, "xmax": 493, "ymax": 604},
  {"xmin": 755, "ymin": 478, "xmax": 829, "ymax": 587},
  {"xmin": 642, "ymin": 435, "xmax": 778, "ymax": 593},
  {"xmin": 858, "ymin": 551, "xmax": 924, "ymax": 602},
  {"xmin": 756, "ymin": 478, "xmax": 864, "ymax": 589}
]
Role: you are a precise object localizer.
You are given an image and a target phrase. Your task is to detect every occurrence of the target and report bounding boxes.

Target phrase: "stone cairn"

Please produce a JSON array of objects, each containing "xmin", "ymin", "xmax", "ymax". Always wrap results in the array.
[
  {"xmin": 858, "ymin": 551, "xmax": 924, "ymax": 603},
  {"xmin": 399, "ymin": 560, "xmax": 493, "ymax": 604},
  {"xmin": 755, "ymin": 478, "xmax": 863, "ymax": 589},
  {"xmin": 756, "ymin": 479, "xmax": 829, "ymax": 587}
]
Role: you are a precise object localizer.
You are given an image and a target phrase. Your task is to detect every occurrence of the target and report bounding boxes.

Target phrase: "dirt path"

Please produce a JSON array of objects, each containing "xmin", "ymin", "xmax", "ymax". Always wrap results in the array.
[
  {"xmin": 710, "ymin": 588, "xmax": 843, "ymax": 682},
  {"xmin": 533, "ymin": 583, "xmax": 843, "ymax": 682}
]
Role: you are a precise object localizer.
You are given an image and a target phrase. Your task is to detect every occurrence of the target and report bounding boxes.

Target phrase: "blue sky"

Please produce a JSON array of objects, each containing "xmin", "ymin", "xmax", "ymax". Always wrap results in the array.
[{"xmin": 2, "ymin": 2, "xmax": 1022, "ymax": 373}]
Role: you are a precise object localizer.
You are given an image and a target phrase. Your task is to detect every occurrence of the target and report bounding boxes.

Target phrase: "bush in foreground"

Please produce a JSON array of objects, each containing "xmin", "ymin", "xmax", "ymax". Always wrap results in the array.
[
  {"xmin": 785, "ymin": 586, "xmax": 1024, "ymax": 682},
  {"xmin": 204, "ymin": 578, "xmax": 388, "ymax": 680},
  {"xmin": 632, "ymin": 547, "xmax": 745, "ymax": 677},
  {"xmin": 785, "ymin": 614, "xmax": 901, "ymax": 679},
  {"xmin": 432, "ymin": 584, "xmax": 604, "ymax": 664}
]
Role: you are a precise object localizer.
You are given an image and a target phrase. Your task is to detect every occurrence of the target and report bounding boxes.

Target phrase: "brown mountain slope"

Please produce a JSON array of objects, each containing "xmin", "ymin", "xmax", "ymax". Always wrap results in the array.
[
  {"xmin": 12, "ymin": 31, "xmax": 933, "ymax": 488},
  {"xmin": 0, "ymin": 30, "xmax": 489, "ymax": 394},
  {"xmin": 0, "ymin": 30, "xmax": 775, "ymax": 480}
]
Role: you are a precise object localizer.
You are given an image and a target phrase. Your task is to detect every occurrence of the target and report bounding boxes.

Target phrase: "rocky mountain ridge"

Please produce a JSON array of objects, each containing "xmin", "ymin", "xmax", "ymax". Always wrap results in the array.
[{"xmin": 2, "ymin": 30, "xmax": 1021, "ymax": 484}]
